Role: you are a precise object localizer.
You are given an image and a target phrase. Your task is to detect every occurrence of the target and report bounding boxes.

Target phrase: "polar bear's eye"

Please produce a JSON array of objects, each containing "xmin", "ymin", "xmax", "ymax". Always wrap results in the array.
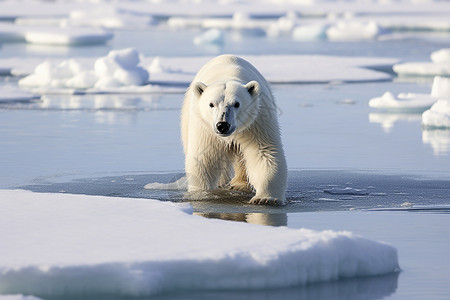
[
  {"xmin": 209, "ymin": 103, "xmax": 214, "ymax": 108},
  {"xmin": 234, "ymin": 102, "xmax": 240, "ymax": 108}
]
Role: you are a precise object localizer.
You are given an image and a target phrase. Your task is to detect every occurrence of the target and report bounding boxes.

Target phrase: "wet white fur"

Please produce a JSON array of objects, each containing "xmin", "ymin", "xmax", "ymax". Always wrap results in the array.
[{"xmin": 181, "ymin": 55, "xmax": 287, "ymax": 205}]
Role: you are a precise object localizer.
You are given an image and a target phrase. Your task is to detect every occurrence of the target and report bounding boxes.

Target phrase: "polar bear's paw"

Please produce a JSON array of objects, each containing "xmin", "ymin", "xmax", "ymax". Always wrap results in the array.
[
  {"xmin": 228, "ymin": 182, "xmax": 253, "ymax": 193},
  {"xmin": 249, "ymin": 196, "xmax": 285, "ymax": 206}
]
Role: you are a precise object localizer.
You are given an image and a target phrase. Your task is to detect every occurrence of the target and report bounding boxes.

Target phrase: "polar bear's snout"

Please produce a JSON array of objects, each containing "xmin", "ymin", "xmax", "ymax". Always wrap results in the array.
[{"xmin": 216, "ymin": 121, "xmax": 231, "ymax": 135}]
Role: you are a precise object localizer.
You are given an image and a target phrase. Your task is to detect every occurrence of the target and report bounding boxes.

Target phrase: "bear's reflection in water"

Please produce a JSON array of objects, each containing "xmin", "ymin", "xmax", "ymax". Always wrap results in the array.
[{"xmin": 195, "ymin": 212, "xmax": 287, "ymax": 226}]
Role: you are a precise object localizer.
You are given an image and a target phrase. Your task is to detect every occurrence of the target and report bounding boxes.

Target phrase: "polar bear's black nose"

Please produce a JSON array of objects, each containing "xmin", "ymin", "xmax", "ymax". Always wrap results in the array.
[{"xmin": 216, "ymin": 122, "xmax": 231, "ymax": 134}]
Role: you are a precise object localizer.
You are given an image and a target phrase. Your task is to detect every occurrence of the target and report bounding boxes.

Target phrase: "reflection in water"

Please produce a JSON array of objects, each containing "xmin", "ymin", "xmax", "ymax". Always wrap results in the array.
[
  {"xmin": 422, "ymin": 129, "xmax": 450, "ymax": 156},
  {"xmin": 41, "ymin": 94, "xmax": 162, "ymax": 111},
  {"xmin": 369, "ymin": 112, "xmax": 421, "ymax": 133},
  {"xmin": 196, "ymin": 212, "xmax": 288, "ymax": 226},
  {"xmin": 155, "ymin": 272, "xmax": 399, "ymax": 300}
]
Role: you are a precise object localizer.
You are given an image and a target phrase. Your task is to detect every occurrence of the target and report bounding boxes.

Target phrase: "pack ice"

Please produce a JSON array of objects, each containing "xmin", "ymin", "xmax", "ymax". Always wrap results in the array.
[
  {"xmin": 0, "ymin": 189, "xmax": 399, "ymax": 297},
  {"xmin": 18, "ymin": 48, "xmax": 149, "ymax": 91}
]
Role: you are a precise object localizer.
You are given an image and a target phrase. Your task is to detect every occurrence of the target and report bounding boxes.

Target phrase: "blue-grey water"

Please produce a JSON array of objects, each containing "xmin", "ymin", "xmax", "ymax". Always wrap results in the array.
[{"xmin": 1, "ymin": 25, "xmax": 450, "ymax": 299}]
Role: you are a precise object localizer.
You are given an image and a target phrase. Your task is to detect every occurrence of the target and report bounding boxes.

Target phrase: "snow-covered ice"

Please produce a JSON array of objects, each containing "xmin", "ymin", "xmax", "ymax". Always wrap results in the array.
[
  {"xmin": 369, "ymin": 76, "xmax": 450, "ymax": 111},
  {"xmin": 0, "ymin": 87, "xmax": 40, "ymax": 103},
  {"xmin": 0, "ymin": 23, "xmax": 113, "ymax": 45},
  {"xmin": 394, "ymin": 48, "xmax": 450, "ymax": 77},
  {"xmin": 18, "ymin": 48, "xmax": 149, "ymax": 91},
  {"xmin": 369, "ymin": 91, "xmax": 436, "ymax": 111},
  {"xmin": 193, "ymin": 29, "xmax": 225, "ymax": 46},
  {"xmin": 0, "ymin": 189, "xmax": 399, "ymax": 297},
  {"xmin": 0, "ymin": 295, "xmax": 42, "ymax": 300},
  {"xmin": 431, "ymin": 48, "xmax": 450, "ymax": 64},
  {"xmin": 144, "ymin": 55, "xmax": 396, "ymax": 85},
  {"xmin": 326, "ymin": 21, "xmax": 387, "ymax": 41},
  {"xmin": 1, "ymin": 54, "xmax": 397, "ymax": 95},
  {"xmin": 292, "ymin": 24, "xmax": 328, "ymax": 41},
  {"xmin": 24, "ymin": 27, "xmax": 113, "ymax": 46},
  {"xmin": 431, "ymin": 76, "xmax": 450, "ymax": 99},
  {"xmin": 422, "ymin": 99, "xmax": 450, "ymax": 128}
]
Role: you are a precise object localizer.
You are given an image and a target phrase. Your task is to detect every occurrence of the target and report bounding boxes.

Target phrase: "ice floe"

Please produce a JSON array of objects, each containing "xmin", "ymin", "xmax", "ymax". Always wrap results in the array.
[
  {"xmin": 326, "ymin": 21, "xmax": 387, "ymax": 41},
  {"xmin": 422, "ymin": 99, "xmax": 450, "ymax": 128},
  {"xmin": 431, "ymin": 76, "xmax": 450, "ymax": 98},
  {"xmin": 0, "ymin": 23, "xmax": 113, "ymax": 45},
  {"xmin": 193, "ymin": 28, "xmax": 225, "ymax": 46},
  {"xmin": 66, "ymin": 7, "xmax": 156, "ymax": 29},
  {"xmin": 394, "ymin": 48, "xmax": 450, "ymax": 77},
  {"xmin": 431, "ymin": 48, "xmax": 450, "ymax": 64},
  {"xmin": 0, "ymin": 87, "xmax": 40, "ymax": 103},
  {"xmin": 369, "ymin": 76, "xmax": 450, "ymax": 111},
  {"xmin": 292, "ymin": 24, "xmax": 328, "ymax": 41},
  {"xmin": 0, "ymin": 295, "xmax": 43, "ymax": 300},
  {"xmin": 421, "ymin": 77, "xmax": 450, "ymax": 128},
  {"xmin": 0, "ymin": 189, "xmax": 399, "ymax": 297},
  {"xmin": 18, "ymin": 48, "xmax": 149, "ymax": 92},
  {"xmin": 1, "ymin": 54, "xmax": 397, "ymax": 95},
  {"xmin": 369, "ymin": 91, "xmax": 437, "ymax": 112}
]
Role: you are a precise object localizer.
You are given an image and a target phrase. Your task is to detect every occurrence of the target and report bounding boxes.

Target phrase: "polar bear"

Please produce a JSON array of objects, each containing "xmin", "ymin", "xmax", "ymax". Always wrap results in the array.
[{"xmin": 181, "ymin": 55, "xmax": 287, "ymax": 205}]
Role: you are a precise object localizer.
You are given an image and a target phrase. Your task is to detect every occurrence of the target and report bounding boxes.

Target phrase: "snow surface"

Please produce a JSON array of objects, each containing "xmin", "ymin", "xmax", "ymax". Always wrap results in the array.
[{"xmin": 0, "ymin": 189, "xmax": 399, "ymax": 297}]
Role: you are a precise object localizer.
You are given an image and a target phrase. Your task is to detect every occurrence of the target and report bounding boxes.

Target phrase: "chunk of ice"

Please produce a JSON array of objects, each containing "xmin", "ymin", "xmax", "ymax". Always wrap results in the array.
[
  {"xmin": 422, "ymin": 99, "xmax": 450, "ymax": 128},
  {"xmin": 327, "ymin": 21, "xmax": 385, "ymax": 41},
  {"xmin": 0, "ymin": 189, "xmax": 399, "ymax": 297},
  {"xmin": 369, "ymin": 91, "xmax": 437, "ymax": 111},
  {"xmin": 193, "ymin": 28, "xmax": 225, "ymax": 46}
]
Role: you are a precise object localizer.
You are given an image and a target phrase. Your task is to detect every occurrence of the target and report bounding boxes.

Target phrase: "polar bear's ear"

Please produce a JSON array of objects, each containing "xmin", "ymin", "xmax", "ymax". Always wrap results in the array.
[
  {"xmin": 244, "ymin": 81, "xmax": 260, "ymax": 97},
  {"xmin": 193, "ymin": 82, "xmax": 207, "ymax": 97}
]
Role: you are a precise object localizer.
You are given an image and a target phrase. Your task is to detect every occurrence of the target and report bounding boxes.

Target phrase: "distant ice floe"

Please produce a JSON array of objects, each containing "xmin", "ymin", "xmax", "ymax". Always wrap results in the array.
[
  {"xmin": 326, "ymin": 21, "xmax": 388, "ymax": 41},
  {"xmin": 0, "ymin": 23, "xmax": 112, "ymax": 45},
  {"xmin": 292, "ymin": 24, "xmax": 329, "ymax": 41},
  {"xmin": 193, "ymin": 28, "xmax": 225, "ymax": 46},
  {"xmin": 0, "ymin": 54, "xmax": 397, "ymax": 96},
  {"xmin": 18, "ymin": 48, "xmax": 149, "ymax": 92},
  {"xmin": 369, "ymin": 91, "xmax": 437, "ymax": 112},
  {"xmin": 0, "ymin": 86, "xmax": 40, "ymax": 103},
  {"xmin": 0, "ymin": 295, "xmax": 43, "ymax": 300},
  {"xmin": 394, "ymin": 48, "xmax": 450, "ymax": 77},
  {"xmin": 369, "ymin": 76, "xmax": 450, "ymax": 112},
  {"xmin": 0, "ymin": 189, "xmax": 399, "ymax": 297}
]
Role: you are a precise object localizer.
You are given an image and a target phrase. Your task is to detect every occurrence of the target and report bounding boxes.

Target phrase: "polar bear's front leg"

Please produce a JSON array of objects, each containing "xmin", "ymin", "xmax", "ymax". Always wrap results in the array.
[
  {"xmin": 242, "ymin": 144, "xmax": 287, "ymax": 206},
  {"xmin": 185, "ymin": 152, "xmax": 218, "ymax": 192}
]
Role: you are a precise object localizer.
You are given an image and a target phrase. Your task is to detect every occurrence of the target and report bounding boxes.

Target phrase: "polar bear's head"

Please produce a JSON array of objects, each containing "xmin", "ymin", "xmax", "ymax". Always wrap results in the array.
[{"xmin": 192, "ymin": 80, "xmax": 260, "ymax": 137}]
